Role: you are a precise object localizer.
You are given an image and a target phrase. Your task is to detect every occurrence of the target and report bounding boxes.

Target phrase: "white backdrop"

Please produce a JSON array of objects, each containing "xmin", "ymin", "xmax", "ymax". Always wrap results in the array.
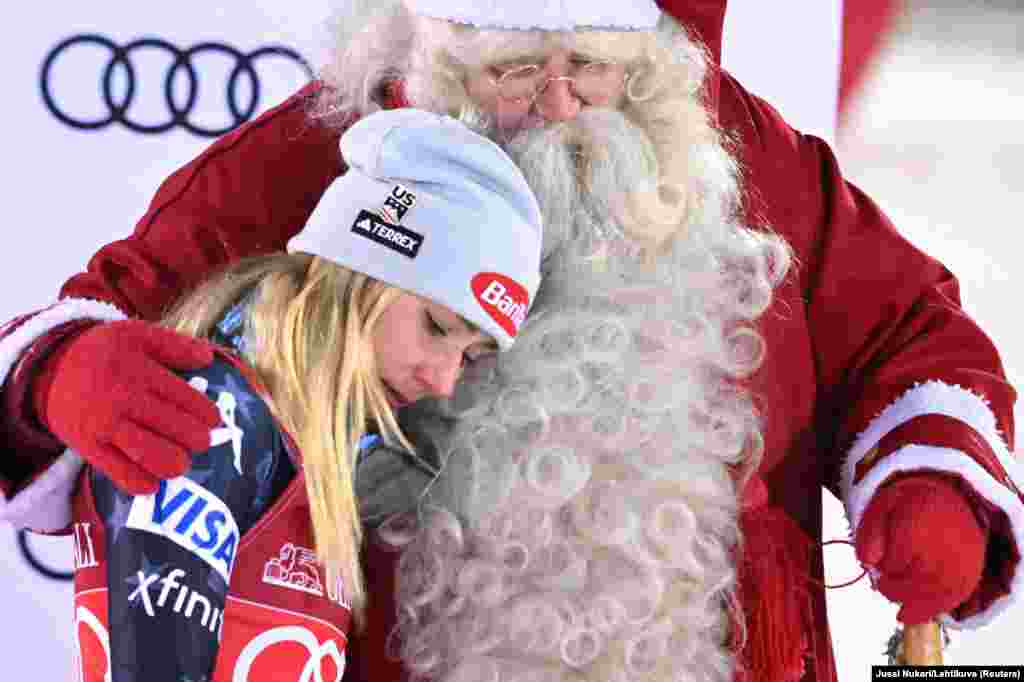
[
  {"xmin": 1, "ymin": 3, "xmax": 331, "ymax": 679},
  {"xmin": 8, "ymin": 1, "xmax": 1007, "ymax": 680}
]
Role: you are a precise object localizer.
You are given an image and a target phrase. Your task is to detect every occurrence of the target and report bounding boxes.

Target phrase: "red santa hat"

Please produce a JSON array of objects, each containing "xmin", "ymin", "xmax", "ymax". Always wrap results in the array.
[{"xmin": 405, "ymin": 0, "xmax": 662, "ymax": 31}]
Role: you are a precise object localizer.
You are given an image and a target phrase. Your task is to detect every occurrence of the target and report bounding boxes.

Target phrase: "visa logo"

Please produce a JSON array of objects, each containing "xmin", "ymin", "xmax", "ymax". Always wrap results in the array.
[{"xmin": 126, "ymin": 478, "xmax": 239, "ymax": 581}]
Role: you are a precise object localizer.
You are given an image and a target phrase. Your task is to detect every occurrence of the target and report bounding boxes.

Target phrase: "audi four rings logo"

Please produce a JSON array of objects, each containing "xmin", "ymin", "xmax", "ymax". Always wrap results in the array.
[{"xmin": 41, "ymin": 33, "xmax": 315, "ymax": 137}]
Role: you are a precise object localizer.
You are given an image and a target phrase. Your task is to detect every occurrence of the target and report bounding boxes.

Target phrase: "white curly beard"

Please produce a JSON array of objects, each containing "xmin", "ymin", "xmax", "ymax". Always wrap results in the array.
[{"xmin": 381, "ymin": 101, "xmax": 791, "ymax": 682}]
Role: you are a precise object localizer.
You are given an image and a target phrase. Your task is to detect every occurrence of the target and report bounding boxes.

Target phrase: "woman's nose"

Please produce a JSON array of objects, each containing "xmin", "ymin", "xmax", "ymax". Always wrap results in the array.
[{"xmin": 415, "ymin": 351, "xmax": 462, "ymax": 399}]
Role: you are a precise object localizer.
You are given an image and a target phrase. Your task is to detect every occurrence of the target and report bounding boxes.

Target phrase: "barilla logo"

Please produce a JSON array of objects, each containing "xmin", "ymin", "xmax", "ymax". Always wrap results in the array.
[
  {"xmin": 126, "ymin": 477, "xmax": 240, "ymax": 582},
  {"xmin": 471, "ymin": 272, "xmax": 529, "ymax": 337}
]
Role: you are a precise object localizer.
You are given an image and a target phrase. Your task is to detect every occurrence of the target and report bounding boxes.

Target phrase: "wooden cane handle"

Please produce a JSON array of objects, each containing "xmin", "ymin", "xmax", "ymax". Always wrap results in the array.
[{"xmin": 901, "ymin": 622, "xmax": 943, "ymax": 665}]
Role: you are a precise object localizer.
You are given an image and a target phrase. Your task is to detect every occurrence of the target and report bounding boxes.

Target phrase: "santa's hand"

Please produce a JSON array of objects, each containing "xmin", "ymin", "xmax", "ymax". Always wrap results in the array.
[
  {"xmin": 32, "ymin": 319, "xmax": 220, "ymax": 494},
  {"xmin": 855, "ymin": 472, "xmax": 988, "ymax": 624}
]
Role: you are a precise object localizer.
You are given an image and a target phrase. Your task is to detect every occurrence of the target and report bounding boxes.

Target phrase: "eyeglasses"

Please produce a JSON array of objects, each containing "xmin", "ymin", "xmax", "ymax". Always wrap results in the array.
[{"xmin": 491, "ymin": 60, "xmax": 627, "ymax": 104}]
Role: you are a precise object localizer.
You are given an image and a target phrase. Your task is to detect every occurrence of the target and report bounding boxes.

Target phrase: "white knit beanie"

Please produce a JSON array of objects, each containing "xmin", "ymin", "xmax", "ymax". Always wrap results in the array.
[
  {"xmin": 405, "ymin": 0, "xmax": 661, "ymax": 31},
  {"xmin": 289, "ymin": 109, "xmax": 543, "ymax": 350}
]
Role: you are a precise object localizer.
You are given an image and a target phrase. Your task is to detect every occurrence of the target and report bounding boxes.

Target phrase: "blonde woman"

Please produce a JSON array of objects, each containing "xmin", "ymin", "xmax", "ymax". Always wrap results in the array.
[{"xmin": 62, "ymin": 109, "xmax": 542, "ymax": 682}]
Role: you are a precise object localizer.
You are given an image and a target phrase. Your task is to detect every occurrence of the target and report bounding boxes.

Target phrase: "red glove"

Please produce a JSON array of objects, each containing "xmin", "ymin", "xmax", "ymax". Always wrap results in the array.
[
  {"xmin": 855, "ymin": 472, "xmax": 988, "ymax": 624},
  {"xmin": 32, "ymin": 319, "xmax": 220, "ymax": 494}
]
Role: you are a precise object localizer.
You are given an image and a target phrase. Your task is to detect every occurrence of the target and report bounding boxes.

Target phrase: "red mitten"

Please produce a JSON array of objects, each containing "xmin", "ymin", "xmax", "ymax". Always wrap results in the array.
[
  {"xmin": 32, "ymin": 319, "xmax": 220, "ymax": 494},
  {"xmin": 855, "ymin": 472, "xmax": 988, "ymax": 624}
]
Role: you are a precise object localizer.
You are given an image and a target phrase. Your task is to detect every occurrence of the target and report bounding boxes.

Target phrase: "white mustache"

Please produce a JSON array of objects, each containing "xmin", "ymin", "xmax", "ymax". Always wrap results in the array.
[{"xmin": 499, "ymin": 107, "xmax": 660, "ymax": 259}]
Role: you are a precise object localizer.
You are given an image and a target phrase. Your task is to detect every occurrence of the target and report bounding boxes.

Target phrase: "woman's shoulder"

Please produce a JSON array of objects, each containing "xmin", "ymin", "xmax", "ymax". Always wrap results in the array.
[
  {"xmin": 179, "ymin": 353, "xmax": 289, "ymax": 481},
  {"xmin": 183, "ymin": 353, "xmax": 273, "ymax": 427},
  {"xmin": 88, "ymin": 352, "xmax": 295, "ymax": 539}
]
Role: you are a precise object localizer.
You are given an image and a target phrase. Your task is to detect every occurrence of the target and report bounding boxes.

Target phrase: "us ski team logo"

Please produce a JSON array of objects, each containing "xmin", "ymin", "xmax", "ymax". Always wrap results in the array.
[{"xmin": 377, "ymin": 183, "xmax": 416, "ymax": 224}]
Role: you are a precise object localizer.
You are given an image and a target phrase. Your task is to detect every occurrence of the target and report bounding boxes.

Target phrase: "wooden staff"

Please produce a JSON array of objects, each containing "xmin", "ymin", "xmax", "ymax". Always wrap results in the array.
[{"xmin": 899, "ymin": 621, "xmax": 943, "ymax": 665}]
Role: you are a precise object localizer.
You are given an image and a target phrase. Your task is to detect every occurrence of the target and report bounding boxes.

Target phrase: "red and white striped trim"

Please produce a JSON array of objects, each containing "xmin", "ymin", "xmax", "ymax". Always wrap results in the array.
[
  {"xmin": 0, "ymin": 298, "xmax": 126, "ymax": 392},
  {"xmin": 841, "ymin": 380, "xmax": 1021, "ymax": 502},
  {"xmin": 841, "ymin": 380, "xmax": 1024, "ymax": 628},
  {"xmin": 0, "ymin": 450, "xmax": 84, "ymax": 532},
  {"xmin": 846, "ymin": 444, "xmax": 1024, "ymax": 628},
  {"xmin": 0, "ymin": 298, "xmax": 126, "ymax": 529}
]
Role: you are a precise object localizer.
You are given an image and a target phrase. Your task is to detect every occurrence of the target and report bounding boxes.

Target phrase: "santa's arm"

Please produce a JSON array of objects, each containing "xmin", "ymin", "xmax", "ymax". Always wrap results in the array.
[
  {"xmin": 721, "ymin": 72, "xmax": 1022, "ymax": 627},
  {"xmin": 0, "ymin": 81, "xmax": 344, "ymax": 528},
  {"xmin": 814, "ymin": 153, "xmax": 1020, "ymax": 629}
]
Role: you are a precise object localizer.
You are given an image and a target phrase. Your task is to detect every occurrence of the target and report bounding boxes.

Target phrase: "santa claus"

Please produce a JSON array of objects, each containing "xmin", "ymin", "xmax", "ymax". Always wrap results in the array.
[{"xmin": 0, "ymin": 1, "xmax": 1020, "ymax": 681}]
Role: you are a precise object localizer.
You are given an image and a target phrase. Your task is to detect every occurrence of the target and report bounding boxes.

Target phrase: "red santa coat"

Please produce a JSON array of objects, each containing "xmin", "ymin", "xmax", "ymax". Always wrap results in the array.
[{"xmin": 0, "ymin": 3, "xmax": 1021, "ymax": 680}]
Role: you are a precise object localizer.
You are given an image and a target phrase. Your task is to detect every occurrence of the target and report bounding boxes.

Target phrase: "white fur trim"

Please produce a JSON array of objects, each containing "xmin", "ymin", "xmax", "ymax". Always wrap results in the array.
[
  {"xmin": 0, "ymin": 297, "xmax": 125, "ymax": 521},
  {"xmin": 0, "ymin": 298, "xmax": 126, "ymax": 395},
  {"xmin": 840, "ymin": 380, "xmax": 1024, "ymax": 502},
  {"xmin": 0, "ymin": 450, "xmax": 83, "ymax": 531},
  {"xmin": 846, "ymin": 444, "xmax": 1024, "ymax": 629},
  {"xmin": 406, "ymin": 0, "xmax": 661, "ymax": 31}
]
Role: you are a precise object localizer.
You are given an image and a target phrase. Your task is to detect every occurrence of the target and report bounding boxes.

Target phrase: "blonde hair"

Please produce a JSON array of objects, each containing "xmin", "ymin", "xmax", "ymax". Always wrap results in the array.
[{"xmin": 163, "ymin": 253, "xmax": 410, "ymax": 622}]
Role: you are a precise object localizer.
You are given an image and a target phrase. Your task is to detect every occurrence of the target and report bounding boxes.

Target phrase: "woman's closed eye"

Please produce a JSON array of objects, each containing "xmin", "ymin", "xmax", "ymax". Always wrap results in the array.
[
  {"xmin": 461, "ymin": 349, "xmax": 485, "ymax": 368},
  {"xmin": 426, "ymin": 312, "xmax": 448, "ymax": 337},
  {"xmin": 426, "ymin": 308, "xmax": 499, "ymax": 368},
  {"xmin": 426, "ymin": 313, "xmax": 473, "ymax": 367}
]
